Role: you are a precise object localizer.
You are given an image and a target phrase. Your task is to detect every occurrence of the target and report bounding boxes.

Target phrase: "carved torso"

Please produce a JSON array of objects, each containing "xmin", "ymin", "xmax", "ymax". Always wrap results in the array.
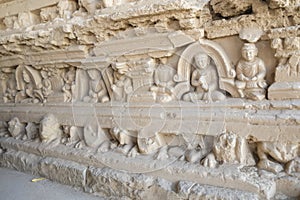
[{"xmin": 236, "ymin": 58, "xmax": 266, "ymax": 81}]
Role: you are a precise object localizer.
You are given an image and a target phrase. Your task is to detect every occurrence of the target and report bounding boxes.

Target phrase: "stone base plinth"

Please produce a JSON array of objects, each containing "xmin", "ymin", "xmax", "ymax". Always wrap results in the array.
[{"xmin": 0, "ymin": 137, "xmax": 279, "ymax": 199}]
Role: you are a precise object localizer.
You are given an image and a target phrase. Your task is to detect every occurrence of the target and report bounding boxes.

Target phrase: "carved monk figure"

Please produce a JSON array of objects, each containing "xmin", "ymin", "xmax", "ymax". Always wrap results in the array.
[
  {"xmin": 183, "ymin": 53, "xmax": 225, "ymax": 102},
  {"xmin": 236, "ymin": 43, "xmax": 267, "ymax": 100}
]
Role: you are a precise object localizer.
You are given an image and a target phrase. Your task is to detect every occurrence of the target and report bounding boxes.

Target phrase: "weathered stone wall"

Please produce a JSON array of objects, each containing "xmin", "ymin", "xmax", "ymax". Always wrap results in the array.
[{"xmin": 0, "ymin": 0, "xmax": 299, "ymax": 199}]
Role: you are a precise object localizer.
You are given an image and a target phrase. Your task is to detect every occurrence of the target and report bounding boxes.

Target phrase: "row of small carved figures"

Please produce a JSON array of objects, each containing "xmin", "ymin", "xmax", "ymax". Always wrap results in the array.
[
  {"xmin": 1, "ymin": 114, "xmax": 300, "ymax": 175},
  {"xmin": 1, "ymin": 43, "xmax": 272, "ymax": 104}
]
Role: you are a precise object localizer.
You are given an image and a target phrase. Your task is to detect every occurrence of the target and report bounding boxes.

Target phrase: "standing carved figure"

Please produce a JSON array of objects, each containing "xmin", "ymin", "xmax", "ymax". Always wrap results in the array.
[
  {"xmin": 41, "ymin": 70, "xmax": 53, "ymax": 102},
  {"xmin": 183, "ymin": 53, "xmax": 225, "ymax": 102},
  {"xmin": 236, "ymin": 43, "xmax": 267, "ymax": 100},
  {"xmin": 62, "ymin": 67, "xmax": 76, "ymax": 102}
]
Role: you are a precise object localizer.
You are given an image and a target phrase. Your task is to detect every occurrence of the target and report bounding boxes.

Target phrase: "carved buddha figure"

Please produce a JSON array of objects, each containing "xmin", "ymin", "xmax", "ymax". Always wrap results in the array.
[
  {"xmin": 236, "ymin": 43, "xmax": 267, "ymax": 100},
  {"xmin": 150, "ymin": 57, "xmax": 175, "ymax": 103},
  {"xmin": 111, "ymin": 63, "xmax": 133, "ymax": 101},
  {"xmin": 183, "ymin": 53, "xmax": 225, "ymax": 102},
  {"xmin": 83, "ymin": 69, "xmax": 109, "ymax": 103}
]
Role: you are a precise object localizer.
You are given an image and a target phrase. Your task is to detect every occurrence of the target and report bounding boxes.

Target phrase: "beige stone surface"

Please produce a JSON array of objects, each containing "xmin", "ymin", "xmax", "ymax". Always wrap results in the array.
[{"xmin": 0, "ymin": 0, "xmax": 299, "ymax": 199}]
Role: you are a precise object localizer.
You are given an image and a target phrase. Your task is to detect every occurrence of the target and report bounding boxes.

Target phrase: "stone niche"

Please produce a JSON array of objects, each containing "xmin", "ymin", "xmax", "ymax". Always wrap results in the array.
[{"xmin": 0, "ymin": 0, "xmax": 300, "ymax": 199}]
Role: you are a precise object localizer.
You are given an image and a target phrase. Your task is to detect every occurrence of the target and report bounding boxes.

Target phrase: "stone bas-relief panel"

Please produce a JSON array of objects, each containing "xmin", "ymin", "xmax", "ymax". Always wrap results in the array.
[{"xmin": 0, "ymin": 0, "xmax": 300, "ymax": 199}]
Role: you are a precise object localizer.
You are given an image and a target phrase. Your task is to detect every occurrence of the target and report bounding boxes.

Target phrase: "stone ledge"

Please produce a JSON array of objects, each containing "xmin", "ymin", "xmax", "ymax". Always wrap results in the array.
[
  {"xmin": 1, "ymin": 100, "xmax": 300, "ymax": 142},
  {"xmin": 0, "ymin": 137, "xmax": 276, "ymax": 199}
]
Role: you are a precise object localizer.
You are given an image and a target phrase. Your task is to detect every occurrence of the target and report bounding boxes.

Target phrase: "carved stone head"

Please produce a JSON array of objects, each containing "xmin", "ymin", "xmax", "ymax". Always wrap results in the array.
[
  {"xmin": 241, "ymin": 43, "xmax": 258, "ymax": 62},
  {"xmin": 194, "ymin": 53, "xmax": 210, "ymax": 69}
]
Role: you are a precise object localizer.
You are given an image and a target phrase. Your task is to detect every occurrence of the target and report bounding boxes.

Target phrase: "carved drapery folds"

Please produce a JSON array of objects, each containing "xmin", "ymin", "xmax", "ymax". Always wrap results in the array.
[{"xmin": 0, "ymin": 35, "xmax": 292, "ymax": 103}]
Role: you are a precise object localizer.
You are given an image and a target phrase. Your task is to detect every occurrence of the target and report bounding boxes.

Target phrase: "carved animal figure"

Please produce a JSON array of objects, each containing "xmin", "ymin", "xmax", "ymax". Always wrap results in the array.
[
  {"xmin": 257, "ymin": 141, "xmax": 300, "ymax": 173},
  {"xmin": 40, "ymin": 114, "xmax": 62, "ymax": 144},
  {"xmin": 110, "ymin": 127, "xmax": 136, "ymax": 147},
  {"xmin": 8, "ymin": 117, "xmax": 25, "ymax": 140}
]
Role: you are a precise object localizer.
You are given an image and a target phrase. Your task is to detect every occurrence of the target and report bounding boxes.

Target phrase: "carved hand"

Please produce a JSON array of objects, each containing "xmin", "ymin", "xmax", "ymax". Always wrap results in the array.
[
  {"xmin": 202, "ymin": 82, "xmax": 209, "ymax": 92},
  {"xmin": 251, "ymin": 76, "xmax": 258, "ymax": 81}
]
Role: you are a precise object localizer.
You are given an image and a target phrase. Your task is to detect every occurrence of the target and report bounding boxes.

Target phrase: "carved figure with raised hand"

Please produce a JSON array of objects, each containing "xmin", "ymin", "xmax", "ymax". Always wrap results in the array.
[
  {"xmin": 183, "ymin": 53, "xmax": 226, "ymax": 102},
  {"xmin": 40, "ymin": 114, "xmax": 62, "ymax": 144},
  {"xmin": 111, "ymin": 63, "xmax": 133, "ymax": 101},
  {"xmin": 62, "ymin": 67, "xmax": 76, "ymax": 102},
  {"xmin": 150, "ymin": 58, "xmax": 176, "ymax": 103},
  {"xmin": 236, "ymin": 43, "xmax": 268, "ymax": 100},
  {"xmin": 83, "ymin": 69, "xmax": 109, "ymax": 103},
  {"xmin": 8, "ymin": 117, "xmax": 26, "ymax": 140}
]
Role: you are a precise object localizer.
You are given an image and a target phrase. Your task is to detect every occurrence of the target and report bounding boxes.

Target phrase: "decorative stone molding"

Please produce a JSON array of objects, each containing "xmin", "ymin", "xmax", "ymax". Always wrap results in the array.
[{"xmin": 0, "ymin": 0, "xmax": 300, "ymax": 199}]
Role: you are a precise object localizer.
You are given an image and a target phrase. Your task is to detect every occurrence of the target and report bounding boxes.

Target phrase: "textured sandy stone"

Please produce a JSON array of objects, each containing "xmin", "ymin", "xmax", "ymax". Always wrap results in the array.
[
  {"xmin": 0, "ymin": 0, "xmax": 299, "ymax": 199},
  {"xmin": 210, "ymin": 0, "xmax": 252, "ymax": 17}
]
